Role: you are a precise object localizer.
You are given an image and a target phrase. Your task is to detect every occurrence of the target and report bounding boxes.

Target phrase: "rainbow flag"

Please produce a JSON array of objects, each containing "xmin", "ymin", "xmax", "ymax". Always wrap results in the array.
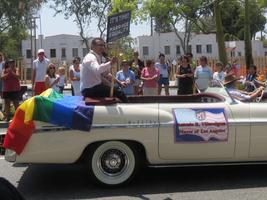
[{"xmin": 3, "ymin": 89, "xmax": 94, "ymax": 155}]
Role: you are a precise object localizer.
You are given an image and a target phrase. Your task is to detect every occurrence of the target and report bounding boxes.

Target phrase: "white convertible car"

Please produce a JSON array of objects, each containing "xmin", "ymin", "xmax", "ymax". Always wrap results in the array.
[{"xmin": 4, "ymin": 84, "xmax": 267, "ymax": 186}]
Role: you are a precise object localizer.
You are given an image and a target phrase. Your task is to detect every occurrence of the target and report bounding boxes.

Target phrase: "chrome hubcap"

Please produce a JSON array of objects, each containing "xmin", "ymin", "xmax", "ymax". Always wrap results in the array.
[{"xmin": 98, "ymin": 148, "xmax": 129, "ymax": 176}]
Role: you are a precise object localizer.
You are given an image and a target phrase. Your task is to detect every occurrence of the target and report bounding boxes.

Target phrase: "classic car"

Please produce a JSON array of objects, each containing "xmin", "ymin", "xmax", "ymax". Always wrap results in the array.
[{"xmin": 4, "ymin": 83, "xmax": 267, "ymax": 187}]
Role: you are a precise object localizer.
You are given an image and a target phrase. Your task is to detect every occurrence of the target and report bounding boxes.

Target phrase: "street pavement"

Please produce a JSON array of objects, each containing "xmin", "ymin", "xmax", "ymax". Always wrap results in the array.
[
  {"xmin": 2, "ymin": 159, "xmax": 267, "ymax": 199},
  {"xmin": 2, "ymin": 83, "xmax": 267, "ymax": 199}
]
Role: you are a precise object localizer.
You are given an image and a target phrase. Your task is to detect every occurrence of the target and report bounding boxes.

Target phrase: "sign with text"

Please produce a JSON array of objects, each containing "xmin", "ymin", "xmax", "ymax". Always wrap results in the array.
[
  {"xmin": 107, "ymin": 10, "xmax": 131, "ymax": 43},
  {"xmin": 173, "ymin": 108, "xmax": 228, "ymax": 142}
]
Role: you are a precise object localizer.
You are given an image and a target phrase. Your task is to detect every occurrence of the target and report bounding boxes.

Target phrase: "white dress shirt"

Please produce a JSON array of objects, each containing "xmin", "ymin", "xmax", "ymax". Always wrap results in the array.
[{"xmin": 80, "ymin": 51, "xmax": 111, "ymax": 91}]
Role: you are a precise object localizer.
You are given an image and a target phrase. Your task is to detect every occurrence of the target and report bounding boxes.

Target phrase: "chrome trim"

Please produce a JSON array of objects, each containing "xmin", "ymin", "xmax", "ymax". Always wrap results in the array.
[
  {"xmin": 228, "ymin": 119, "xmax": 267, "ymax": 126},
  {"xmin": 4, "ymin": 149, "xmax": 16, "ymax": 162},
  {"xmin": 34, "ymin": 127, "xmax": 71, "ymax": 133},
  {"xmin": 34, "ymin": 119, "xmax": 267, "ymax": 132},
  {"xmin": 149, "ymin": 161, "xmax": 267, "ymax": 168},
  {"xmin": 92, "ymin": 123, "xmax": 159, "ymax": 129}
]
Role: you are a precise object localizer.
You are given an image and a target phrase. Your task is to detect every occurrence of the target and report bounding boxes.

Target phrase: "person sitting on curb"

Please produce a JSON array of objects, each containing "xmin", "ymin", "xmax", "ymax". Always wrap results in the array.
[{"xmin": 224, "ymin": 74, "xmax": 264, "ymax": 102}]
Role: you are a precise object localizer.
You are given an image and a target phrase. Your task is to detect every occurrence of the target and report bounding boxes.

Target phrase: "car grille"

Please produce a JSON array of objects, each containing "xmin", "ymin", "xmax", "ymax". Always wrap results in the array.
[{"xmin": 0, "ymin": 133, "xmax": 5, "ymax": 156}]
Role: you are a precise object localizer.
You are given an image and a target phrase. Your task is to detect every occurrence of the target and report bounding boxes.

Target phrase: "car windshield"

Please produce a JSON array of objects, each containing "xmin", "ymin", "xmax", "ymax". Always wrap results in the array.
[{"xmin": 205, "ymin": 80, "xmax": 236, "ymax": 103}]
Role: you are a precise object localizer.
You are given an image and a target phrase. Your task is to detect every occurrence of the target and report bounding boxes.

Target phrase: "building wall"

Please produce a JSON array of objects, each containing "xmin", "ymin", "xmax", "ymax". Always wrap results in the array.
[
  {"xmin": 135, "ymin": 32, "xmax": 219, "ymax": 62},
  {"xmin": 135, "ymin": 32, "xmax": 267, "ymax": 63},
  {"xmin": 21, "ymin": 34, "xmax": 92, "ymax": 69}
]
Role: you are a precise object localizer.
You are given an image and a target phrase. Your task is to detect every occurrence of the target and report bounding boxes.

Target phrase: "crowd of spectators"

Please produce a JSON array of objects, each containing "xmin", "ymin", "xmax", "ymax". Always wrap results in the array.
[{"xmin": 0, "ymin": 37, "xmax": 266, "ymax": 120}]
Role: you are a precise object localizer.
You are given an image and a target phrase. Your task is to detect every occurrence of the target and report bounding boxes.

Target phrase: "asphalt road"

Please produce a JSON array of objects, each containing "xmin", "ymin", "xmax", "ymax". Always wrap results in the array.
[{"xmin": 2, "ymin": 158, "xmax": 267, "ymax": 200}]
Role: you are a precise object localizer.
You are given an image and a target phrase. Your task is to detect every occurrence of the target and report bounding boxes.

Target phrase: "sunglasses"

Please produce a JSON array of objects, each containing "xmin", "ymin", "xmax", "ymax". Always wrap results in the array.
[{"xmin": 49, "ymin": 67, "xmax": 55, "ymax": 69}]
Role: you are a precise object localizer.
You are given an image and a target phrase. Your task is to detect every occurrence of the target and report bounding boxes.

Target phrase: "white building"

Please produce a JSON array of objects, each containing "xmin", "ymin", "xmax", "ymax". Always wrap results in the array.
[
  {"xmin": 21, "ymin": 34, "xmax": 92, "ymax": 69},
  {"xmin": 21, "ymin": 32, "xmax": 267, "ymax": 69},
  {"xmin": 134, "ymin": 32, "xmax": 267, "ymax": 62}
]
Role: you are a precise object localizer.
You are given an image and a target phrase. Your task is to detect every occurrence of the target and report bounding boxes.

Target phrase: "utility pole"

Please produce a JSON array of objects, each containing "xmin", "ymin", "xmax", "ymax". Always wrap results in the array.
[{"xmin": 39, "ymin": 15, "xmax": 43, "ymax": 48}]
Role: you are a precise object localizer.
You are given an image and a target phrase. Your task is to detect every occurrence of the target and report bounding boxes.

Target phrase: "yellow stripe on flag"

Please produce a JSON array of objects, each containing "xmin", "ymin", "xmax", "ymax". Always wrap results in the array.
[
  {"xmin": 40, "ymin": 88, "xmax": 53, "ymax": 97},
  {"xmin": 19, "ymin": 97, "xmax": 35, "ymax": 123}
]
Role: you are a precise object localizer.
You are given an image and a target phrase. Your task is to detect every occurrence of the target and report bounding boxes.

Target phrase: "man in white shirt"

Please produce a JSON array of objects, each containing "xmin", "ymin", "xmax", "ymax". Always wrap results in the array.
[
  {"xmin": 32, "ymin": 49, "xmax": 50, "ymax": 95},
  {"xmin": 194, "ymin": 56, "xmax": 213, "ymax": 92},
  {"xmin": 80, "ymin": 38, "xmax": 128, "ymax": 102}
]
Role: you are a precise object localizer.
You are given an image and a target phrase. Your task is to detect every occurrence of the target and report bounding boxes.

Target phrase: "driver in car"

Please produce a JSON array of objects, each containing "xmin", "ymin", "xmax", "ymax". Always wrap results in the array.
[{"xmin": 224, "ymin": 74, "xmax": 265, "ymax": 102}]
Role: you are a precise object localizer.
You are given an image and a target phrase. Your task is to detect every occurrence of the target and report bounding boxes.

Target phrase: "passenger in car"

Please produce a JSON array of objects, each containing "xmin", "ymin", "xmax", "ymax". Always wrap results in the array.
[
  {"xmin": 80, "ymin": 38, "xmax": 128, "ymax": 102},
  {"xmin": 224, "ymin": 74, "xmax": 264, "ymax": 101},
  {"xmin": 244, "ymin": 65, "xmax": 258, "ymax": 92}
]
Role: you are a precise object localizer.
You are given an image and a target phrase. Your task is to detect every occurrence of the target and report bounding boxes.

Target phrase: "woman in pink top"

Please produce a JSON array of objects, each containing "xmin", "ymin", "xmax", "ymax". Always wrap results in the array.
[
  {"xmin": 1, "ymin": 60, "xmax": 21, "ymax": 121},
  {"xmin": 141, "ymin": 59, "xmax": 160, "ymax": 95}
]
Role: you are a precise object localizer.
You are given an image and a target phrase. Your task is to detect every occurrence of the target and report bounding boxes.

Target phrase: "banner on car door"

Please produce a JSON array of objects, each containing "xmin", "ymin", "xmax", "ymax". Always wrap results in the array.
[{"xmin": 173, "ymin": 108, "xmax": 228, "ymax": 142}]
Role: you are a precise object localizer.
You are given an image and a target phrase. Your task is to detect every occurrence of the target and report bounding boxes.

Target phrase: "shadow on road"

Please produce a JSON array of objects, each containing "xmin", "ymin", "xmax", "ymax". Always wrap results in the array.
[{"xmin": 17, "ymin": 164, "xmax": 267, "ymax": 199}]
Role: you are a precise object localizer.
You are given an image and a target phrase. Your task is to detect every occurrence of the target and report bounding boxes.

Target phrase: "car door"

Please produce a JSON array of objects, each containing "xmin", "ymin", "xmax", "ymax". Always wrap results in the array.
[
  {"xmin": 249, "ymin": 103, "xmax": 267, "ymax": 158},
  {"xmin": 158, "ymin": 102, "xmax": 236, "ymax": 161}
]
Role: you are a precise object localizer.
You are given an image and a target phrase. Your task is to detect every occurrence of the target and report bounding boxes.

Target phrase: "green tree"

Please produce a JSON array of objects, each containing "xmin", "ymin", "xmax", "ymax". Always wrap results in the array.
[
  {"xmin": 91, "ymin": 0, "xmax": 112, "ymax": 38},
  {"xmin": 214, "ymin": 0, "xmax": 227, "ymax": 65},
  {"xmin": 192, "ymin": 1, "xmax": 266, "ymax": 41},
  {"xmin": 0, "ymin": 0, "xmax": 42, "ymax": 59},
  {"xmin": 51, "ymin": 0, "xmax": 94, "ymax": 50},
  {"xmin": 227, "ymin": 1, "xmax": 265, "ymax": 40},
  {"xmin": 244, "ymin": 0, "xmax": 253, "ymax": 68},
  {"xmin": 154, "ymin": 14, "xmax": 173, "ymax": 33}
]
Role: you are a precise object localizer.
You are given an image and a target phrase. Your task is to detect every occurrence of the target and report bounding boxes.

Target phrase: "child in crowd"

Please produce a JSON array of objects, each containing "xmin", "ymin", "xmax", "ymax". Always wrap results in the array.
[
  {"xmin": 58, "ymin": 66, "xmax": 67, "ymax": 94},
  {"xmin": 213, "ymin": 61, "xmax": 226, "ymax": 83}
]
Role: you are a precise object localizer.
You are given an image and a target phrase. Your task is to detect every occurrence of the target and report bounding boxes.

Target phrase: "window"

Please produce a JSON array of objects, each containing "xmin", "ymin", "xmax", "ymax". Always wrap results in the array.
[
  {"xmin": 238, "ymin": 52, "xmax": 242, "ymax": 56},
  {"xmin": 196, "ymin": 45, "xmax": 202, "ymax": 54},
  {"xmin": 143, "ymin": 46, "xmax": 149, "ymax": 56},
  {"xmin": 176, "ymin": 45, "xmax": 181, "ymax": 55},
  {"xmin": 231, "ymin": 51, "xmax": 235, "ymax": 57},
  {"xmin": 164, "ymin": 46, "xmax": 170, "ymax": 55},
  {"xmin": 83, "ymin": 48, "xmax": 88, "ymax": 57},
  {"xmin": 50, "ymin": 49, "xmax": 56, "ymax": 58},
  {"xmin": 187, "ymin": 45, "xmax": 192, "ymax": 53},
  {"xmin": 61, "ymin": 48, "xmax": 66, "ymax": 58},
  {"xmin": 72, "ymin": 48, "xmax": 78, "ymax": 57},
  {"xmin": 26, "ymin": 49, "xmax": 31, "ymax": 59},
  {"xmin": 206, "ymin": 44, "xmax": 212, "ymax": 53}
]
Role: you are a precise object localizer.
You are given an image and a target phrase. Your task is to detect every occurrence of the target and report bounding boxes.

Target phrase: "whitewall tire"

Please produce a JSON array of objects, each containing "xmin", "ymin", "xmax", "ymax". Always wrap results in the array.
[{"xmin": 88, "ymin": 141, "xmax": 139, "ymax": 186}]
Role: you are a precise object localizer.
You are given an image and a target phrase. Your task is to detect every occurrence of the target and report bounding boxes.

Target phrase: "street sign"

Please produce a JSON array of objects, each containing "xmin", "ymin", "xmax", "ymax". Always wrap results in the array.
[{"xmin": 106, "ymin": 10, "xmax": 131, "ymax": 43}]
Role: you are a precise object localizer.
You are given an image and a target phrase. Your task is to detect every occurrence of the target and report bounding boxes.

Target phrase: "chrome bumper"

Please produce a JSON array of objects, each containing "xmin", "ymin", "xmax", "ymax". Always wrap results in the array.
[{"xmin": 5, "ymin": 149, "xmax": 16, "ymax": 162}]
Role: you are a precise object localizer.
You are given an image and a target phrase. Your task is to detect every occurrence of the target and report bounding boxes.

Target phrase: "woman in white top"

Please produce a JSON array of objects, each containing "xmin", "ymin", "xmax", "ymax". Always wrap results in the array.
[
  {"xmin": 69, "ymin": 58, "xmax": 81, "ymax": 96},
  {"xmin": 44, "ymin": 63, "xmax": 60, "ymax": 93}
]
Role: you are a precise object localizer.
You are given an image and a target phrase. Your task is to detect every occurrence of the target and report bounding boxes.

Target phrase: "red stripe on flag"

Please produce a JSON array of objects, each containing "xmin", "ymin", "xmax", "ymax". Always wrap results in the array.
[{"xmin": 3, "ymin": 109, "xmax": 35, "ymax": 155}]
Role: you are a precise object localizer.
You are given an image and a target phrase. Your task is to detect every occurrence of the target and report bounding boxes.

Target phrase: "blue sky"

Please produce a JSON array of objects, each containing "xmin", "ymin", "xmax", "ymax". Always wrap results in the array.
[{"xmin": 38, "ymin": 5, "xmax": 151, "ymax": 38}]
